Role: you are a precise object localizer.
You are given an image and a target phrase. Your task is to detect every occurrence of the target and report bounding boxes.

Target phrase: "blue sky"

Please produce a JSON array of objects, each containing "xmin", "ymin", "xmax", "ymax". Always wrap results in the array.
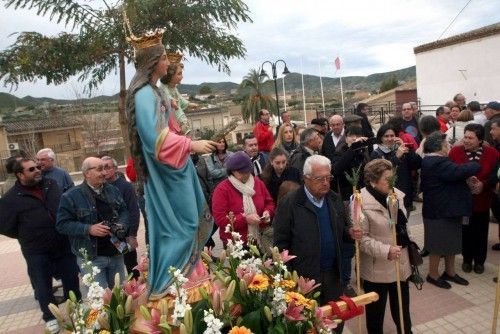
[{"xmin": 0, "ymin": 0, "xmax": 499, "ymax": 99}]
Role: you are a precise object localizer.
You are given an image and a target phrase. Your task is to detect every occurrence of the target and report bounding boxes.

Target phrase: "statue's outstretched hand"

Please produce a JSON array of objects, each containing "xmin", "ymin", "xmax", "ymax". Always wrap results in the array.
[{"xmin": 191, "ymin": 140, "xmax": 217, "ymax": 154}]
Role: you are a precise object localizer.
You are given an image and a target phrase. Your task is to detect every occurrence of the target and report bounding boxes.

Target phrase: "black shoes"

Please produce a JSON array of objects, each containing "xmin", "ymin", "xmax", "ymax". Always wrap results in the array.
[
  {"xmin": 473, "ymin": 264, "xmax": 484, "ymax": 274},
  {"xmin": 462, "ymin": 262, "xmax": 472, "ymax": 273},
  {"xmin": 492, "ymin": 243, "xmax": 500, "ymax": 251},
  {"xmin": 426, "ymin": 275, "xmax": 451, "ymax": 289},
  {"xmin": 420, "ymin": 249, "xmax": 430, "ymax": 257},
  {"xmin": 494, "ymin": 277, "xmax": 498, "ymax": 283},
  {"xmin": 441, "ymin": 272, "xmax": 469, "ymax": 286}
]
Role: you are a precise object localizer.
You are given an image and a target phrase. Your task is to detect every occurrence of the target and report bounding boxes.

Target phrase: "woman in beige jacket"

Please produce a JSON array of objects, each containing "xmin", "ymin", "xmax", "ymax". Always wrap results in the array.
[{"xmin": 360, "ymin": 159, "xmax": 413, "ymax": 334}]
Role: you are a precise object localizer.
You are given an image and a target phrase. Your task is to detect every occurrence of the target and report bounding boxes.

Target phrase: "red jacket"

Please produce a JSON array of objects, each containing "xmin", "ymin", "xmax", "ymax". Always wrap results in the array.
[
  {"xmin": 398, "ymin": 131, "xmax": 418, "ymax": 151},
  {"xmin": 253, "ymin": 121, "xmax": 275, "ymax": 153},
  {"xmin": 125, "ymin": 158, "xmax": 137, "ymax": 182},
  {"xmin": 212, "ymin": 177, "xmax": 275, "ymax": 245},
  {"xmin": 438, "ymin": 117, "xmax": 449, "ymax": 133},
  {"xmin": 449, "ymin": 144, "xmax": 499, "ymax": 212}
]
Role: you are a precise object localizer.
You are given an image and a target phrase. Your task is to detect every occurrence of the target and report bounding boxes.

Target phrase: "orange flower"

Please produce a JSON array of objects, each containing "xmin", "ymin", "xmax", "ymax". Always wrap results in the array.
[
  {"xmin": 285, "ymin": 291, "xmax": 314, "ymax": 309},
  {"xmin": 248, "ymin": 274, "xmax": 269, "ymax": 291},
  {"xmin": 86, "ymin": 309, "xmax": 100, "ymax": 328},
  {"xmin": 229, "ymin": 326, "xmax": 253, "ymax": 334},
  {"xmin": 273, "ymin": 279, "xmax": 296, "ymax": 289}
]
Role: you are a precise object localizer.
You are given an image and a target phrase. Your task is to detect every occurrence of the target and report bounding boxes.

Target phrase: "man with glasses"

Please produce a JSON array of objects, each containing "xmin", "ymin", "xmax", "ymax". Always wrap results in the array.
[
  {"xmin": 57, "ymin": 157, "xmax": 129, "ymax": 291},
  {"xmin": 0, "ymin": 159, "xmax": 80, "ymax": 334},
  {"xmin": 36, "ymin": 148, "xmax": 74, "ymax": 193},
  {"xmin": 102, "ymin": 156, "xmax": 140, "ymax": 278},
  {"xmin": 274, "ymin": 155, "xmax": 362, "ymax": 332},
  {"xmin": 289, "ymin": 128, "xmax": 323, "ymax": 175}
]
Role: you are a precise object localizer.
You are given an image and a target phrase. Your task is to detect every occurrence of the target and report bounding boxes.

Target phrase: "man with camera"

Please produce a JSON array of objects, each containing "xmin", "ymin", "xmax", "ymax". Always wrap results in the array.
[{"xmin": 57, "ymin": 157, "xmax": 129, "ymax": 291}]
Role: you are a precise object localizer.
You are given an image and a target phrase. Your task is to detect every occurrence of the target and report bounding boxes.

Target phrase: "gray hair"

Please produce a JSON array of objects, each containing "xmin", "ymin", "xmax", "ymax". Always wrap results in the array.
[
  {"xmin": 303, "ymin": 155, "xmax": 331, "ymax": 175},
  {"xmin": 101, "ymin": 156, "xmax": 117, "ymax": 167},
  {"xmin": 37, "ymin": 148, "xmax": 56, "ymax": 160},
  {"xmin": 300, "ymin": 128, "xmax": 318, "ymax": 146},
  {"xmin": 423, "ymin": 131, "xmax": 447, "ymax": 154},
  {"xmin": 81, "ymin": 159, "xmax": 93, "ymax": 173}
]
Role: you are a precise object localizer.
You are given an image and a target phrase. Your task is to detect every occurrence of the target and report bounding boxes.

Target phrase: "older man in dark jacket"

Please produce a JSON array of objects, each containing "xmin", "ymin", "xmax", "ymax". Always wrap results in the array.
[
  {"xmin": 0, "ymin": 159, "xmax": 80, "ymax": 334},
  {"xmin": 274, "ymin": 155, "xmax": 362, "ymax": 315}
]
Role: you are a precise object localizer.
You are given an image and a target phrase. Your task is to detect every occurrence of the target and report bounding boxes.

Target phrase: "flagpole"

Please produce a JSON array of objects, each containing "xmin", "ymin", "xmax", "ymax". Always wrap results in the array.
[
  {"xmin": 319, "ymin": 60, "xmax": 325, "ymax": 112},
  {"xmin": 340, "ymin": 76, "xmax": 345, "ymax": 117},
  {"xmin": 301, "ymin": 57, "xmax": 307, "ymax": 127},
  {"xmin": 282, "ymin": 76, "xmax": 287, "ymax": 112}
]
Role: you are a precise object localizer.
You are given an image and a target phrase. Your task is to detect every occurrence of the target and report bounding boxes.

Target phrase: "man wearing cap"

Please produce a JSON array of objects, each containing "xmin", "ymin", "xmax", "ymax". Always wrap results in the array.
[
  {"xmin": 484, "ymin": 101, "xmax": 500, "ymax": 145},
  {"xmin": 211, "ymin": 151, "xmax": 274, "ymax": 249}
]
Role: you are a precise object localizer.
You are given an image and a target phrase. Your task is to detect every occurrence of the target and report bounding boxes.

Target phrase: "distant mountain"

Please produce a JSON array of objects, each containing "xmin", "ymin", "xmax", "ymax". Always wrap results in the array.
[{"xmin": 0, "ymin": 66, "xmax": 416, "ymax": 110}]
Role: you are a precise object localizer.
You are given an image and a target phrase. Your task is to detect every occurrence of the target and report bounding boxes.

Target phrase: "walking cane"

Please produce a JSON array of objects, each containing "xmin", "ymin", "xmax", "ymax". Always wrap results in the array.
[
  {"xmin": 387, "ymin": 188, "xmax": 405, "ymax": 334},
  {"xmin": 346, "ymin": 167, "xmax": 363, "ymax": 334},
  {"xmin": 493, "ymin": 264, "xmax": 500, "ymax": 333}
]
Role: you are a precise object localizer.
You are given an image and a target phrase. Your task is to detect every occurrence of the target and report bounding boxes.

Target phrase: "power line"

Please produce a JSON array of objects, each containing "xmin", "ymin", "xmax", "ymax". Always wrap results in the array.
[{"xmin": 437, "ymin": 0, "xmax": 473, "ymax": 40}]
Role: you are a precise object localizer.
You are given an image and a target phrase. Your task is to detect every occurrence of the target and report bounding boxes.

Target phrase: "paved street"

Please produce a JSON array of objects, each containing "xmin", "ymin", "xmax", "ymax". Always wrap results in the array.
[{"xmin": 0, "ymin": 203, "xmax": 498, "ymax": 333}]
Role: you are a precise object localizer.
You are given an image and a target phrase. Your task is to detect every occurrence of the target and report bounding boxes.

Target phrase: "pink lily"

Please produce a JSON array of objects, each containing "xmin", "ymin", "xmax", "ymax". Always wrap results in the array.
[
  {"xmin": 236, "ymin": 266, "xmax": 255, "ymax": 285},
  {"xmin": 133, "ymin": 255, "xmax": 149, "ymax": 272},
  {"xmin": 142, "ymin": 308, "xmax": 162, "ymax": 334},
  {"xmin": 315, "ymin": 307, "xmax": 337, "ymax": 329},
  {"xmin": 297, "ymin": 277, "xmax": 321, "ymax": 295},
  {"xmin": 284, "ymin": 300, "xmax": 306, "ymax": 321},
  {"xmin": 211, "ymin": 282, "xmax": 224, "ymax": 315},
  {"xmin": 280, "ymin": 250, "xmax": 297, "ymax": 263},
  {"xmin": 123, "ymin": 278, "xmax": 147, "ymax": 299},
  {"xmin": 102, "ymin": 288, "xmax": 113, "ymax": 305},
  {"xmin": 263, "ymin": 259, "xmax": 273, "ymax": 269}
]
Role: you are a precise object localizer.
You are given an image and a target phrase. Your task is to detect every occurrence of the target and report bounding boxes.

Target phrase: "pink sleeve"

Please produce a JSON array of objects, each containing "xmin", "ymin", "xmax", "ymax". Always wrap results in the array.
[{"xmin": 156, "ymin": 131, "xmax": 192, "ymax": 169}]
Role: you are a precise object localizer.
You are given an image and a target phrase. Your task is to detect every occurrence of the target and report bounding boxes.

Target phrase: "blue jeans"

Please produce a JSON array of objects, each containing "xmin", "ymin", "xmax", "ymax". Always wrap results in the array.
[
  {"xmin": 342, "ymin": 242, "xmax": 355, "ymax": 285},
  {"xmin": 25, "ymin": 251, "xmax": 80, "ymax": 321},
  {"xmin": 78, "ymin": 255, "xmax": 125, "ymax": 292}
]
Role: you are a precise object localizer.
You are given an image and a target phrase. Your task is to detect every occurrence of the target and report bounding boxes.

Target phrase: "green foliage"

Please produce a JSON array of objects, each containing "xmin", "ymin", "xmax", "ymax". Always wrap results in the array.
[
  {"xmin": 379, "ymin": 74, "xmax": 399, "ymax": 93},
  {"xmin": 0, "ymin": 0, "xmax": 252, "ymax": 91},
  {"xmin": 239, "ymin": 68, "xmax": 277, "ymax": 122},
  {"xmin": 199, "ymin": 85, "xmax": 213, "ymax": 95}
]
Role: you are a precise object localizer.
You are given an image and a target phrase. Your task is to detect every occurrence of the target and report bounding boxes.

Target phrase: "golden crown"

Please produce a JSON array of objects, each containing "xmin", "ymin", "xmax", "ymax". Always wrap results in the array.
[
  {"xmin": 123, "ymin": 9, "xmax": 164, "ymax": 50},
  {"xmin": 167, "ymin": 52, "xmax": 183, "ymax": 64}
]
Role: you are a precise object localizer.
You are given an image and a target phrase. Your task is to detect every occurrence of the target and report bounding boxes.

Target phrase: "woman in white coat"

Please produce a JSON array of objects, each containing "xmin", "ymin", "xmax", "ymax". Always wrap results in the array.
[{"xmin": 360, "ymin": 159, "xmax": 413, "ymax": 334}]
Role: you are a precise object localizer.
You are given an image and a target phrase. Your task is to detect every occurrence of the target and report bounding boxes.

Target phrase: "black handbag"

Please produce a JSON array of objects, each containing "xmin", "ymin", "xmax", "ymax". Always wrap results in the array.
[{"xmin": 406, "ymin": 241, "xmax": 424, "ymax": 290}]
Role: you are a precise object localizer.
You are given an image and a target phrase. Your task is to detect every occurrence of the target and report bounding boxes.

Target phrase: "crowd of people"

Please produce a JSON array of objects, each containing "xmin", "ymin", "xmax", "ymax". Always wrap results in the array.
[{"xmin": 0, "ymin": 34, "xmax": 499, "ymax": 334}]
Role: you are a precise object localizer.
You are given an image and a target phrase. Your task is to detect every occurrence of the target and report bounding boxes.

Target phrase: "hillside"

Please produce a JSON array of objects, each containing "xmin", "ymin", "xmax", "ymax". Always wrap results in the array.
[{"xmin": 0, "ymin": 66, "xmax": 416, "ymax": 110}]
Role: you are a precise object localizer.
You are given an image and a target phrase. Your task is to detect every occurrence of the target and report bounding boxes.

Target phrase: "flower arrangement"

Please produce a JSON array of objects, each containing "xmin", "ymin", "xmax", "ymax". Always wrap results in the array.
[
  {"xmin": 49, "ymin": 249, "xmax": 147, "ymax": 333},
  {"xmin": 137, "ymin": 223, "xmax": 339, "ymax": 334}
]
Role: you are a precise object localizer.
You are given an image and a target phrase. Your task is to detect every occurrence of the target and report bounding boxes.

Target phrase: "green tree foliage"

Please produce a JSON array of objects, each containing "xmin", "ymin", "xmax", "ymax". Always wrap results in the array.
[
  {"xmin": 199, "ymin": 85, "xmax": 212, "ymax": 95},
  {"xmin": 0, "ymin": 0, "xmax": 251, "ymax": 149},
  {"xmin": 239, "ymin": 68, "xmax": 276, "ymax": 123},
  {"xmin": 379, "ymin": 74, "xmax": 399, "ymax": 93}
]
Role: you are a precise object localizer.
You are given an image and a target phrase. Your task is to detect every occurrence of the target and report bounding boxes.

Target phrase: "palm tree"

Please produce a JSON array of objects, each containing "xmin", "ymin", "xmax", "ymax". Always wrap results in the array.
[{"xmin": 239, "ymin": 69, "xmax": 277, "ymax": 123}]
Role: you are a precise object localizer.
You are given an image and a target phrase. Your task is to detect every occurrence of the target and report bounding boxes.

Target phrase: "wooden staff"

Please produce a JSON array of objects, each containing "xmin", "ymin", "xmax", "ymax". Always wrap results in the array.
[
  {"xmin": 388, "ymin": 189, "xmax": 405, "ymax": 334},
  {"xmin": 320, "ymin": 291, "xmax": 379, "ymax": 317},
  {"xmin": 346, "ymin": 166, "xmax": 363, "ymax": 334},
  {"xmin": 493, "ymin": 264, "xmax": 500, "ymax": 333}
]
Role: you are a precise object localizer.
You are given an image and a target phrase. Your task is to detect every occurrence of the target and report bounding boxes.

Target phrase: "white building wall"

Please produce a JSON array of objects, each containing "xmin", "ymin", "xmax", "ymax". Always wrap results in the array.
[{"xmin": 415, "ymin": 33, "xmax": 500, "ymax": 107}]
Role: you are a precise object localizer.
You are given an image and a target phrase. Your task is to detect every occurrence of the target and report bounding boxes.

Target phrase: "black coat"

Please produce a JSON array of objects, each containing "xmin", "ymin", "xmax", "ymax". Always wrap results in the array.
[
  {"xmin": 0, "ymin": 178, "xmax": 71, "ymax": 255},
  {"xmin": 370, "ymin": 147, "xmax": 422, "ymax": 209},
  {"xmin": 421, "ymin": 155, "xmax": 481, "ymax": 219},
  {"xmin": 322, "ymin": 131, "xmax": 346, "ymax": 162},
  {"xmin": 273, "ymin": 186, "xmax": 352, "ymax": 285},
  {"xmin": 332, "ymin": 144, "xmax": 369, "ymax": 201},
  {"xmin": 289, "ymin": 145, "xmax": 312, "ymax": 176},
  {"xmin": 261, "ymin": 166, "xmax": 301, "ymax": 203},
  {"xmin": 355, "ymin": 111, "xmax": 375, "ymax": 138}
]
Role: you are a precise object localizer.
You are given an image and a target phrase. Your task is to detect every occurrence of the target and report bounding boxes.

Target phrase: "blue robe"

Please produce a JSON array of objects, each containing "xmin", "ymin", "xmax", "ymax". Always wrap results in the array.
[{"xmin": 134, "ymin": 85, "xmax": 211, "ymax": 299}]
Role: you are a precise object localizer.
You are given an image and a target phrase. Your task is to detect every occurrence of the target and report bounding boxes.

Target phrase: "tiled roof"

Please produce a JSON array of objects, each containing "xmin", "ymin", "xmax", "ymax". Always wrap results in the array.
[
  {"xmin": 3, "ymin": 118, "xmax": 83, "ymax": 133},
  {"xmin": 414, "ymin": 22, "xmax": 500, "ymax": 54}
]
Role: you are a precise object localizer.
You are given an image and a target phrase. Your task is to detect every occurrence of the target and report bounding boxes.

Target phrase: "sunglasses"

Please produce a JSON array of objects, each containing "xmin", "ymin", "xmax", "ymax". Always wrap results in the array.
[{"xmin": 25, "ymin": 166, "xmax": 42, "ymax": 172}]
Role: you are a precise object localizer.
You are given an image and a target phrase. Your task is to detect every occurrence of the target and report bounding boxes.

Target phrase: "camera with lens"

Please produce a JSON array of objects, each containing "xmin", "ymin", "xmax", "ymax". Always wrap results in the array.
[
  {"xmin": 102, "ymin": 216, "xmax": 127, "ymax": 241},
  {"xmin": 351, "ymin": 137, "xmax": 377, "ymax": 151}
]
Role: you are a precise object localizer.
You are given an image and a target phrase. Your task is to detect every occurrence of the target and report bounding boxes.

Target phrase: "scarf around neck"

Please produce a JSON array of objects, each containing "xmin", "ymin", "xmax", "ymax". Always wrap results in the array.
[
  {"xmin": 228, "ymin": 175, "xmax": 260, "ymax": 245},
  {"xmin": 366, "ymin": 184, "xmax": 410, "ymax": 247}
]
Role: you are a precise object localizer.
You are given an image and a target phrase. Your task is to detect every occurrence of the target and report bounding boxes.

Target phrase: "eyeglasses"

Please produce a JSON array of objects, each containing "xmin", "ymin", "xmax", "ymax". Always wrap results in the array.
[
  {"xmin": 307, "ymin": 175, "xmax": 333, "ymax": 182},
  {"xmin": 25, "ymin": 166, "xmax": 41, "ymax": 172},
  {"xmin": 88, "ymin": 165, "xmax": 105, "ymax": 172}
]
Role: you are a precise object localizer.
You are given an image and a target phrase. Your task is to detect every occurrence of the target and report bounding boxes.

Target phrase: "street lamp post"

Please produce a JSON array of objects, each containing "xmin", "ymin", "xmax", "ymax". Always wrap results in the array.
[{"xmin": 260, "ymin": 60, "xmax": 290, "ymax": 125}]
